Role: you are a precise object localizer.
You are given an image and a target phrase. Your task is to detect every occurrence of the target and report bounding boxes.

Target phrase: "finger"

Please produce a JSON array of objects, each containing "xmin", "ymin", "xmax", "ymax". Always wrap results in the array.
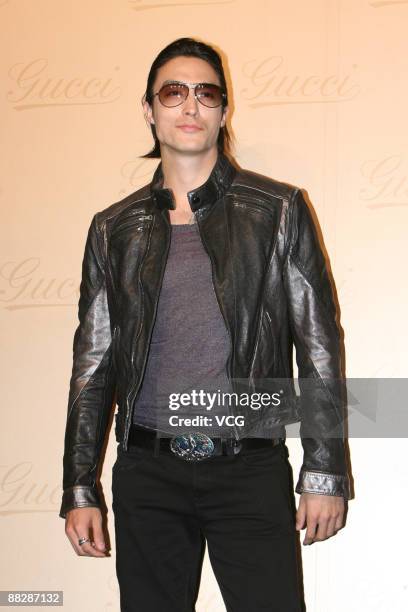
[
  {"xmin": 66, "ymin": 527, "xmax": 90, "ymax": 556},
  {"xmin": 65, "ymin": 521, "xmax": 86, "ymax": 556},
  {"xmin": 67, "ymin": 524, "xmax": 105, "ymax": 557},
  {"xmin": 326, "ymin": 516, "xmax": 338, "ymax": 538},
  {"xmin": 335, "ymin": 509, "xmax": 345, "ymax": 532},
  {"xmin": 78, "ymin": 539, "xmax": 106, "ymax": 557},
  {"xmin": 303, "ymin": 517, "xmax": 318, "ymax": 545},
  {"xmin": 313, "ymin": 515, "xmax": 330, "ymax": 542},
  {"xmin": 74, "ymin": 531, "xmax": 106, "ymax": 557},
  {"xmin": 90, "ymin": 517, "xmax": 107, "ymax": 553},
  {"xmin": 296, "ymin": 499, "xmax": 306, "ymax": 531}
]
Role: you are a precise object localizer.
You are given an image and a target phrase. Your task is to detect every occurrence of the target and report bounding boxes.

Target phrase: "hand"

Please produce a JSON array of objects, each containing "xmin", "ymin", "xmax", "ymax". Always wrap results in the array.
[
  {"xmin": 65, "ymin": 507, "xmax": 109, "ymax": 557},
  {"xmin": 296, "ymin": 492, "xmax": 345, "ymax": 545}
]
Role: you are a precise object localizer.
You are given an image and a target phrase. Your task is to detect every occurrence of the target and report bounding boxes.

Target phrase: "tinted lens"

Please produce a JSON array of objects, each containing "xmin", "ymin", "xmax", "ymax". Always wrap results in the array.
[
  {"xmin": 196, "ymin": 83, "xmax": 223, "ymax": 107},
  {"xmin": 158, "ymin": 83, "xmax": 188, "ymax": 107}
]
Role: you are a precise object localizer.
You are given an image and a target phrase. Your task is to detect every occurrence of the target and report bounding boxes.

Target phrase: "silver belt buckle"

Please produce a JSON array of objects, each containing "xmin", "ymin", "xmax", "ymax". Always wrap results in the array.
[{"xmin": 170, "ymin": 432, "xmax": 215, "ymax": 461}]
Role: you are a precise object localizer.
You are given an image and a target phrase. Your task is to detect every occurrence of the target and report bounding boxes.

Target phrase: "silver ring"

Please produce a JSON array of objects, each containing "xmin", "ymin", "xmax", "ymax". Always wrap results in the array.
[{"xmin": 78, "ymin": 537, "xmax": 90, "ymax": 546}]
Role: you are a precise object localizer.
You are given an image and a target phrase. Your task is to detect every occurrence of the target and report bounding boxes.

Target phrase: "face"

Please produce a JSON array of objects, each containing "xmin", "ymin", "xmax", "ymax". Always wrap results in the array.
[{"xmin": 143, "ymin": 56, "xmax": 228, "ymax": 157}]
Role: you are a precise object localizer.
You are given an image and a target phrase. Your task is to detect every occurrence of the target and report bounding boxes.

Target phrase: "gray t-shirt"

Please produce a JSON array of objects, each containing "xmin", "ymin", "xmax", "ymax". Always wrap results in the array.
[{"xmin": 132, "ymin": 221, "xmax": 234, "ymax": 438}]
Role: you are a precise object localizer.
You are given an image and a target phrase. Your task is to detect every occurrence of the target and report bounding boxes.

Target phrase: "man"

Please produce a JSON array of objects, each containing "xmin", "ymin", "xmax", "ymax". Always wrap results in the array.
[{"xmin": 60, "ymin": 37, "xmax": 350, "ymax": 611}]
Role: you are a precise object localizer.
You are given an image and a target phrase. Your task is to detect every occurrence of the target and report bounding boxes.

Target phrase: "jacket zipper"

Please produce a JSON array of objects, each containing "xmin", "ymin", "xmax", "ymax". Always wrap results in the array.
[
  {"xmin": 194, "ymin": 210, "xmax": 240, "ymax": 442},
  {"xmin": 123, "ymin": 214, "xmax": 172, "ymax": 450},
  {"xmin": 123, "ymin": 208, "xmax": 240, "ymax": 446},
  {"xmin": 232, "ymin": 195, "xmax": 276, "ymax": 216},
  {"xmin": 112, "ymin": 214, "xmax": 153, "ymax": 236}
]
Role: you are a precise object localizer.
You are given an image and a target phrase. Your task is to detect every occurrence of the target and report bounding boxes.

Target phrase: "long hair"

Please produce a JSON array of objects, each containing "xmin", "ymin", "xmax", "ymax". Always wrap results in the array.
[{"xmin": 140, "ymin": 37, "xmax": 233, "ymax": 158}]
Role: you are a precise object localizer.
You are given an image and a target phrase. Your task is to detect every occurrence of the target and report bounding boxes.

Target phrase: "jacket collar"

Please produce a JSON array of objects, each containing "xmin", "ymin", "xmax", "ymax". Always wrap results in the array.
[{"xmin": 150, "ymin": 151, "xmax": 237, "ymax": 213}]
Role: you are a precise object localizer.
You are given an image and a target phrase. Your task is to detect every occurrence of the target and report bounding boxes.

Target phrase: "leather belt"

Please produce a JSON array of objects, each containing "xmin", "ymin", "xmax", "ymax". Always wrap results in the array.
[{"xmin": 127, "ymin": 424, "xmax": 284, "ymax": 461}]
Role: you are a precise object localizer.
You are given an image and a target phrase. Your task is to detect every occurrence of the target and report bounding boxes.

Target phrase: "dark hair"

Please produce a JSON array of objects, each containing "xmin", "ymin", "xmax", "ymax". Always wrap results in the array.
[{"xmin": 140, "ymin": 37, "xmax": 233, "ymax": 158}]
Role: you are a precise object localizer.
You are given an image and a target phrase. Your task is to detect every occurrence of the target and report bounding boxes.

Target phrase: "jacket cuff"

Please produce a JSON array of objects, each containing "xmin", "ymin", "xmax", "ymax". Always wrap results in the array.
[
  {"xmin": 295, "ymin": 469, "xmax": 350, "ymax": 500},
  {"xmin": 59, "ymin": 485, "xmax": 101, "ymax": 519}
]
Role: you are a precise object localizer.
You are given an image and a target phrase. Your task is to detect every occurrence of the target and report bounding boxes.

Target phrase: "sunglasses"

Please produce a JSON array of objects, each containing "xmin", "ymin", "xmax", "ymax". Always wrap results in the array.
[{"xmin": 153, "ymin": 81, "xmax": 226, "ymax": 108}]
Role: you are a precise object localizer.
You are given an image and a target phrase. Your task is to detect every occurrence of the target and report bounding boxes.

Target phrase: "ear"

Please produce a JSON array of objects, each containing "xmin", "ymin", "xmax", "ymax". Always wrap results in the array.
[
  {"xmin": 220, "ymin": 105, "xmax": 229, "ymax": 128},
  {"xmin": 142, "ymin": 99, "xmax": 155, "ymax": 125}
]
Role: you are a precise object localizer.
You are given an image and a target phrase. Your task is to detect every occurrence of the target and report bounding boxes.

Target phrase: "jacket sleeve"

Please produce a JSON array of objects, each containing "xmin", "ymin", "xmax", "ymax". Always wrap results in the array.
[
  {"xmin": 283, "ymin": 188, "xmax": 350, "ymax": 500},
  {"xmin": 59, "ymin": 213, "xmax": 116, "ymax": 519}
]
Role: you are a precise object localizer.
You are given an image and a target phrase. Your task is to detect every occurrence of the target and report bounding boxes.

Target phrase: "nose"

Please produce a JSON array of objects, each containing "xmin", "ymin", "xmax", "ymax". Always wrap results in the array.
[{"xmin": 182, "ymin": 88, "xmax": 199, "ymax": 116}]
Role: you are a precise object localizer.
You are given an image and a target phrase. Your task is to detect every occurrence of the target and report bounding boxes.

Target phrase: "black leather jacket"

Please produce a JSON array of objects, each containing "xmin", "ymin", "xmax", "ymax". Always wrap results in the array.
[{"xmin": 59, "ymin": 152, "xmax": 350, "ymax": 519}]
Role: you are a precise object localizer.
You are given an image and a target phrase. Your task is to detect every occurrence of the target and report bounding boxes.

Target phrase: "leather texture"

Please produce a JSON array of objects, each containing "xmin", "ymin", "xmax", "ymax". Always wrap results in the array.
[{"xmin": 59, "ymin": 152, "xmax": 350, "ymax": 518}]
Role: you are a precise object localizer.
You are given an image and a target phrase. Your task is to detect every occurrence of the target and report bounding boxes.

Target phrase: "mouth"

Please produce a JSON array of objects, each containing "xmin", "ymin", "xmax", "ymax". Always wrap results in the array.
[{"xmin": 177, "ymin": 125, "xmax": 203, "ymax": 133}]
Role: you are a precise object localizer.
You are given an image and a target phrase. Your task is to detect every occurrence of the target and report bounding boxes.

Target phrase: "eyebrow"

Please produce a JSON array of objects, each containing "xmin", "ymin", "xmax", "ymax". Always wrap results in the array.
[{"xmin": 160, "ymin": 79, "xmax": 219, "ymax": 87}]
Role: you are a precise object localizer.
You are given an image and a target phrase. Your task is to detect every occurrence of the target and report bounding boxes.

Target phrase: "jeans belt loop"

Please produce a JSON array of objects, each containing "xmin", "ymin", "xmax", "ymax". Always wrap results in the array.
[{"xmin": 225, "ymin": 438, "xmax": 241, "ymax": 456}]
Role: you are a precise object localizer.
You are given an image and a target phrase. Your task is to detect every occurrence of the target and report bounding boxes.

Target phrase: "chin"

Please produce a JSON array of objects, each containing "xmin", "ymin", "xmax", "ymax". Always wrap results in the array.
[{"xmin": 173, "ymin": 144, "xmax": 209, "ymax": 155}]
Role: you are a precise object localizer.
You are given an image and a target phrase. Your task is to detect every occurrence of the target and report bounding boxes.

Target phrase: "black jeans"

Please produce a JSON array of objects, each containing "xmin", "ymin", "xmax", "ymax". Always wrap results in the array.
[{"xmin": 111, "ymin": 440, "xmax": 302, "ymax": 612}]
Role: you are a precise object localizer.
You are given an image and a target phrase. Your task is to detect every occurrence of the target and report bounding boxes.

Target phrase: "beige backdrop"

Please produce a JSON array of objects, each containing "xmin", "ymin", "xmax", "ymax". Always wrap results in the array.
[{"xmin": 2, "ymin": 1, "xmax": 407, "ymax": 611}]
